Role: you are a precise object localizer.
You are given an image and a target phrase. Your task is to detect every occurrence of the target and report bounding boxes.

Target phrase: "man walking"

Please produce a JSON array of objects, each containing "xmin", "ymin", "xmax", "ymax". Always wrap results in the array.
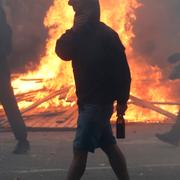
[
  {"xmin": 56, "ymin": 0, "xmax": 131, "ymax": 179},
  {"xmin": 0, "ymin": 6, "xmax": 30, "ymax": 154}
]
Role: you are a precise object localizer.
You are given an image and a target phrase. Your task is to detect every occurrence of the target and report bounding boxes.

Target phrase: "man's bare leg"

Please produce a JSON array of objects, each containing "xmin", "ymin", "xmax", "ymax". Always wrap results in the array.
[
  {"xmin": 101, "ymin": 144, "xmax": 130, "ymax": 180},
  {"xmin": 66, "ymin": 148, "xmax": 88, "ymax": 180}
]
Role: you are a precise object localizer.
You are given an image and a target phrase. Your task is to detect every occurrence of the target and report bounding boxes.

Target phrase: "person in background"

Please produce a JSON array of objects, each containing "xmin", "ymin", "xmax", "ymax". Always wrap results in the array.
[
  {"xmin": 55, "ymin": 0, "xmax": 131, "ymax": 179},
  {"xmin": 156, "ymin": 53, "xmax": 180, "ymax": 146},
  {"xmin": 0, "ymin": 5, "xmax": 30, "ymax": 154}
]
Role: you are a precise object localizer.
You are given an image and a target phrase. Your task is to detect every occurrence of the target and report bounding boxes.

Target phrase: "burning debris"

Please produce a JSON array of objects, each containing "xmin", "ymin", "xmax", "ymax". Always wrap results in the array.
[{"xmin": 0, "ymin": 0, "xmax": 180, "ymax": 129}]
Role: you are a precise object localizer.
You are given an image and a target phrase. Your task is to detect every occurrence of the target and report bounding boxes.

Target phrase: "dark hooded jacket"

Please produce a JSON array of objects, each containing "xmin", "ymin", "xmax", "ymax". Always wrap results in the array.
[{"xmin": 55, "ymin": 2, "xmax": 131, "ymax": 105}]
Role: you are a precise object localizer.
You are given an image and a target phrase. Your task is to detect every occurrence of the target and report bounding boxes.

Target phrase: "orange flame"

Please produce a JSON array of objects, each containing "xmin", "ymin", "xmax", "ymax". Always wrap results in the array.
[{"xmin": 8, "ymin": 0, "xmax": 179, "ymax": 122}]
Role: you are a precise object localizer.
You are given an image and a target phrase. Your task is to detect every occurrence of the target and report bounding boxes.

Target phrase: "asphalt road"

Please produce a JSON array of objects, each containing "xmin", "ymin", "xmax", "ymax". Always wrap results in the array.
[{"xmin": 0, "ymin": 124, "xmax": 180, "ymax": 180}]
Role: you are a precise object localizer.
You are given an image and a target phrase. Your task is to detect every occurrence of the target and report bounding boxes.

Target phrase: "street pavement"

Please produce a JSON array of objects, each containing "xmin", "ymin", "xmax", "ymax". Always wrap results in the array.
[{"xmin": 0, "ymin": 124, "xmax": 180, "ymax": 180}]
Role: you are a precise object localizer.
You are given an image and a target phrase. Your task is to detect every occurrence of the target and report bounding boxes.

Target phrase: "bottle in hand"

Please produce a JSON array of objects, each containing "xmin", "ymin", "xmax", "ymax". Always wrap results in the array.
[{"xmin": 116, "ymin": 115, "xmax": 125, "ymax": 139}]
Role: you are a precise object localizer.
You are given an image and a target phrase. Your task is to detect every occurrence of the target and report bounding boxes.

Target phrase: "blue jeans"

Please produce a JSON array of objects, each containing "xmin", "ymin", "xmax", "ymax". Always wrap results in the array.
[{"xmin": 73, "ymin": 104, "xmax": 116, "ymax": 153}]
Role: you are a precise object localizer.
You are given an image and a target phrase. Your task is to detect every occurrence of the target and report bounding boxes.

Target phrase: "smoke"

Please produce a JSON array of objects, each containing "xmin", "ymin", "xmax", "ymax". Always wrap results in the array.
[
  {"xmin": 1, "ymin": 0, "xmax": 180, "ymax": 79},
  {"xmin": 1, "ymin": 0, "xmax": 53, "ymax": 72},
  {"xmin": 132, "ymin": 0, "xmax": 180, "ymax": 79}
]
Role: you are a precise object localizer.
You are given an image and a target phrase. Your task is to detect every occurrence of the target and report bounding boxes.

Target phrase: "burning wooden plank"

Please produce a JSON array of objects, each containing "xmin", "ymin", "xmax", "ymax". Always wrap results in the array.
[
  {"xmin": 15, "ymin": 88, "xmax": 46, "ymax": 101},
  {"xmin": 130, "ymin": 95, "xmax": 177, "ymax": 119},
  {"xmin": 0, "ymin": 86, "xmax": 71, "ymax": 127},
  {"xmin": 20, "ymin": 78, "xmax": 43, "ymax": 83},
  {"xmin": 21, "ymin": 87, "xmax": 70, "ymax": 114},
  {"xmin": 129, "ymin": 101, "xmax": 180, "ymax": 106}
]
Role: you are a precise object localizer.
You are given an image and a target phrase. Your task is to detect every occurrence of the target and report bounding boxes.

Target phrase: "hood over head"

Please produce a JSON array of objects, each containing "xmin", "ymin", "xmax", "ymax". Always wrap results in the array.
[{"xmin": 69, "ymin": 0, "xmax": 100, "ymax": 23}]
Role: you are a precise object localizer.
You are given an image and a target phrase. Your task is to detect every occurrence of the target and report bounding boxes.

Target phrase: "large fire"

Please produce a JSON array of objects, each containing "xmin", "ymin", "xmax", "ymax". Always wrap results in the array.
[{"xmin": 2, "ymin": 0, "xmax": 179, "ymax": 123}]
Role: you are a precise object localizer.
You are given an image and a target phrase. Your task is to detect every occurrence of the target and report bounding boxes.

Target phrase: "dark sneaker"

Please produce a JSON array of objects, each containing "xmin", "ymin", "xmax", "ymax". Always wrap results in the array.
[
  {"xmin": 155, "ymin": 132, "xmax": 179, "ymax": 146},
  {"xmin": 13, "ymin": 140, "xmax": 30, "ymax": 154}
]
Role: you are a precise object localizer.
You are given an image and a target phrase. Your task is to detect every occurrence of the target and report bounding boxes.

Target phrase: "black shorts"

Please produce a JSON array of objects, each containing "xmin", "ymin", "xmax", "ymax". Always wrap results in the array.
[{"xmin": 73, "ymin": 104, "xmax": 116, "ymax": 153}]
